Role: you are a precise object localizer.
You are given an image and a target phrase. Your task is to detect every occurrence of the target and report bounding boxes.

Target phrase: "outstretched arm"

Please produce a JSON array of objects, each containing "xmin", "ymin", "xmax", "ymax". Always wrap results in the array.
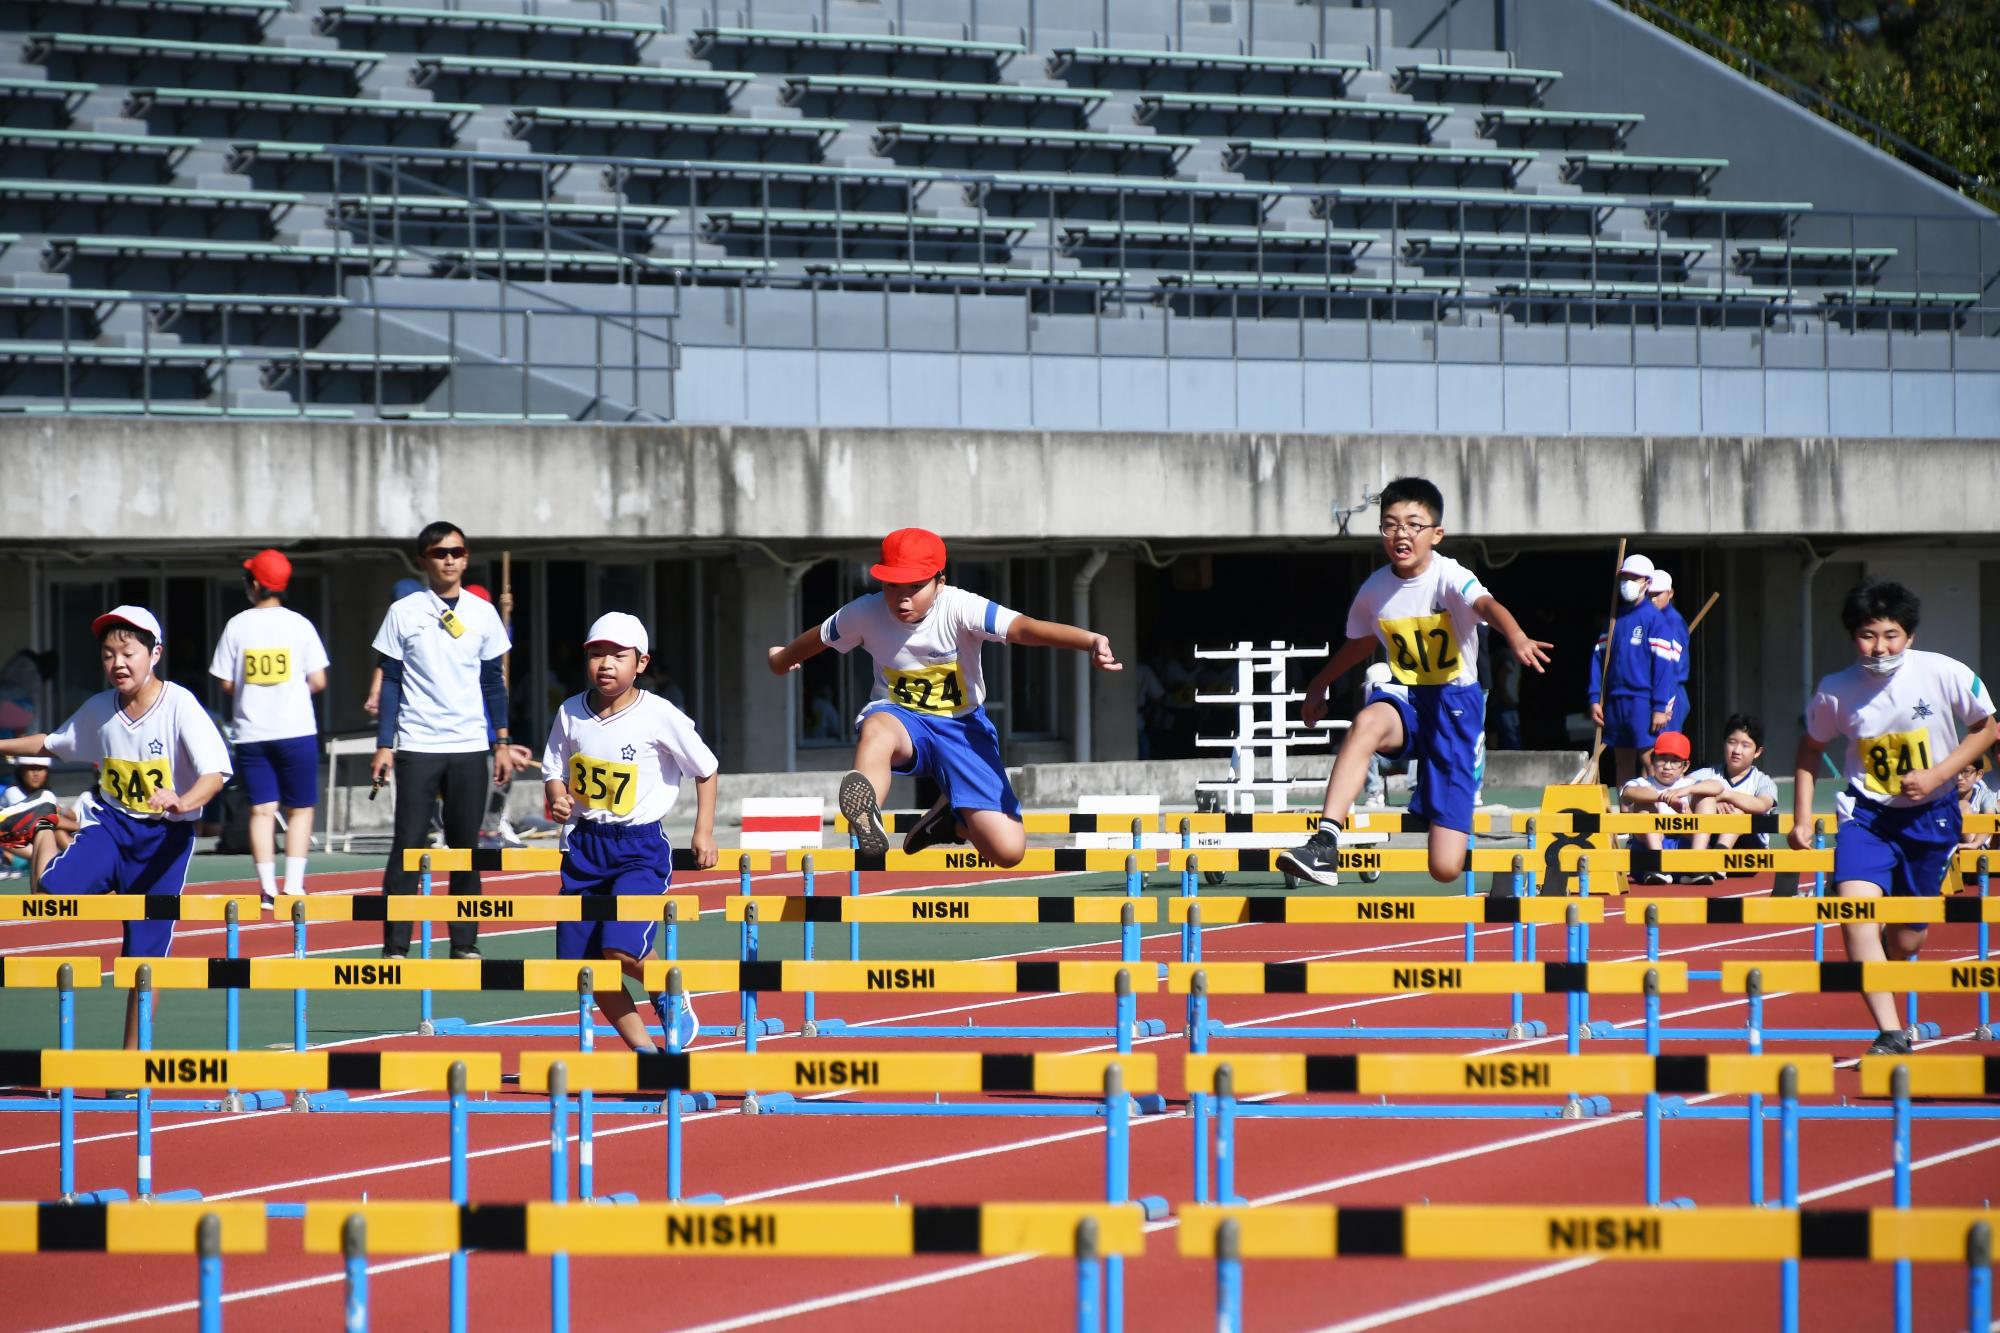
[
  {"xmin": 0, "ymin": 734, "xmax": 50, "ymax": 760},
  {"xmin": 1005, "ymin": 617, "xmax": 1121, "ymax": 671},
  {"xmin": 1472, "ymin": 595, "xmax": 1552, "ymax": 674},
  {"xmin": 767, "ymin": 625, "xmax": 829, "ymax": 676},
  {"xmin": 1301, "ymin": 637, "xmax": 1378, "ymax": 728},
  {"xmin": 1789, "ymin": 734, "xmax": 1826, "ymax": 850}
]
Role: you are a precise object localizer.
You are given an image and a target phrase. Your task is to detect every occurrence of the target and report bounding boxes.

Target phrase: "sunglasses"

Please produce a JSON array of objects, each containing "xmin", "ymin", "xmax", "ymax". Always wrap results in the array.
[{"xmin": 426, "ymin": 546, "xmax": 468, "ymax": 560}]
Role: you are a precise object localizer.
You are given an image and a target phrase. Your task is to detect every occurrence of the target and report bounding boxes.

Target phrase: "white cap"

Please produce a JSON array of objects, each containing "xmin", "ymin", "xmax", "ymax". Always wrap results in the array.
[
  {"xmin": 1618, "ymin": 554, "xmax": 1655, "ymax": 581},
  {"xmin": 1648, "ymin": 568, "xmax": 1674, "ymax": 593},
  {"xmin": 584, "ymin": 612, "xmax": 649, "ymax": 655},
  {"xmin": 13, "ymin": 756, "xmax": 49, "ymax": 768},
  {"xmin": 91, "ymin": 604, "xmax": 163, "ymax": 641}
]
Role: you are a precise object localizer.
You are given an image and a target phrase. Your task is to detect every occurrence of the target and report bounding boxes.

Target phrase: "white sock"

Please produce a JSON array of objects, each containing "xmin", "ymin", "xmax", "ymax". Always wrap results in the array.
[
  {"xmin": 255, "ymin": 862, "xmax": 277, "ymax": 899},
  {"xmin": 283, "ymin": 856, "xmax": 308, "ymax": 896}
]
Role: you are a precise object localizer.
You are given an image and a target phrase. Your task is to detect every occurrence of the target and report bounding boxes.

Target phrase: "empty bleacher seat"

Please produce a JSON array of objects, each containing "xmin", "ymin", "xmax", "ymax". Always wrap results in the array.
[
  {"xmin": 44, "ymin": 234, "xmax": 408, "ymax": 294},
  {"xmin": 1732, "ymin": 242, "xmax": 1897, "ymax": 277},
  {"xmin": 1644, "ymin": 197, "xmax": 1811, "ymax": 239},
  {"xmin": 700, "ymin": 208, "xmax": 1029, "ymax": 263},
  {"xmin": 334, "ymin": 194, "xmax": 678, "ymax": 252},
  {"xmin": 1, "ymin": 0, "xmax": 284, "ymax": 42},
  {"xmin": 1046, "ymin": 46, "xmax": 1365, "ymax": 96},
  {"xmin": 1562, "ymin": 152, "xmax": 1726, "ymax": 194},
  {"xmin": 506, "ymin": 107, "xmax": 845, "ymax": 163},
  {"xmin": 409, "ymin": 54, "xmax": 745, "ymax": 115},
  {"xmin": 1310, "ymin": 185, "xmax": 1625, "ymax": 235},
  {"xmin": 1402, "ymin": 231, "xmax": 1710, "ymax": 279},
  {"xmin": 610, "ymin": 160, "xmax": 945, "ymax": 213},
  {"xmin": 1223, "ymin": 139, "xmax": 1535, "ymax": 186},
  {"xmin": 0, "ymin": 76, "xmax": 96, "ymax": 128},
  {"xmin": 27, "ymin": 32, "xmax": 386, "ymax": 99},
  {"xmin": 1060, "ymin": 220, "xmax": 1379, "ymax": 271},
  {"xmin": 224, "ymin": 140, "xmax": 558, "ymax": 195},
  {"xmin": 1393, "ymin": 62, "xmax": 1560, "ymax": 106},
  {"xmin": 871, "ymin": 123, "xmax": 1196, "ymax": 176},
  {"xmin": 0, "ymin": 126, "xmax": 202, "ymax": 184},
  {"xmin": 424, "ymin": 250, "xmax": 771, "ymax": 283},
  {"xmin": 780, "ymin": 74, "xmax": 1106, "ymax": 128},
  {"xmin": 314, "ymin": 4, "xmax": 665, "ymax": 63},
  {"xmin": 0, "ymin": 178, "xmax": 301, "ymax": 240},
  {"xmin": 689, "ymin": 26, "xmax": 1023, "ymax": 80},
  {"xmin": 1134, "ymin": 92, "xmax": 1449, "ymax": 141},
  {"xmin": 966, "ymin": 171, "xmax": 1288, "ymax": 226},
  {"xmin": 1477, "ymin": 107, "xmax": 1642, "ymax": 149},
  {"xmin": 124, "ymin": 86, "xmax": 478, "ymax": 145}
]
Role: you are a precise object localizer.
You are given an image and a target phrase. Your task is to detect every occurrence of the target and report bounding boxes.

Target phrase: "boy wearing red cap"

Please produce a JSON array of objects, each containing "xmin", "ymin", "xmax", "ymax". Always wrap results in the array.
[
  {"xmin": 768, "ymin": 528, "xmax": 1121, "ymax": 866},
  {"xmin": 0, "ymin": 606, "xmax": 232, "ymax": 1047},
  {"xmin": 210, "ymin": 549, "xmax": 331, "ymax": 907},
  {"xmin": 1618, "ymin": 729, "xmax": 1697, "ymax": 883}
]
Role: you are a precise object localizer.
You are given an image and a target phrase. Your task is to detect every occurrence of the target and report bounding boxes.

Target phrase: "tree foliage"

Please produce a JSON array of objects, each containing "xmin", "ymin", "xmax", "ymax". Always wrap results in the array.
[{"xmin": 1629, "ymin": 0, "xmax": 1998, "ymax": 204}]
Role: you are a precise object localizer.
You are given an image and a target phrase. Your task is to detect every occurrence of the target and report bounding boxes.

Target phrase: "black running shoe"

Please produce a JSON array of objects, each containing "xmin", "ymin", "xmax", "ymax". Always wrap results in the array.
[
  {"xmin": 838, "ymin": 770, "xmax": 889, "ymax": 855},
  {"xmin": 1275, "ymin": 829, "xmax": 1342, "ymax": 888},
  {"xmin": 1867, "ymin": 1029, "xmax": 1914, "ymax": 1056},
  {"xmin": 0, "ymin": 795, "xmax": 58, "ymax": 849},
  {"xmin": 449, "ymin": 947, "xmax": 482, "ymax": 962},
  {"xmin": 902, "ymin": 798, "xmax": 961, "ymax": 855}
]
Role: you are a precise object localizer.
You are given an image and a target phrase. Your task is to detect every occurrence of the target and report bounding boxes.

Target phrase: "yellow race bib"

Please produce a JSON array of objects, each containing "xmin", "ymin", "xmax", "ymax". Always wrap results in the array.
[
  {"xmin": 101, "ymin": 757, "xmax": 174, "ymax": 815},
  {"xmin": 1859, "ymin": 727, "xmax": 1933, "ymax": 797},
  {"xmin": 242, "ymin": 647, "xmax": 293, "ymax": 686},
  {"xmin": 1379, "ymin": 613, "xmax": 1464, "ymax": 686},
  {"xmin": 568, "ymin": 753, "xmax": 638, "ymax": 816},
  {"xmin": 885, "ymin": 664, "xmax": 968, "ymax": 716}
]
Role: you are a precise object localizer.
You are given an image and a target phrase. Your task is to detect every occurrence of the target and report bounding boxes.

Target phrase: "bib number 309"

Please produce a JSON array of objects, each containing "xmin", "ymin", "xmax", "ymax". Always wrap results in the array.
[
  {"xmin": 1861, "ymin": 727, "xmax": 1932, "ymax": 797},
  {"xmin": 886, "ymin": 664, "xmax": 967, "ymax": 716},
  {"xmin": 568, "ymin": 754, "xmax": 638, "ymax": 816},
  {"xmin": 243, "ymin": 647, "xmax": 292, "ymax": 686}
]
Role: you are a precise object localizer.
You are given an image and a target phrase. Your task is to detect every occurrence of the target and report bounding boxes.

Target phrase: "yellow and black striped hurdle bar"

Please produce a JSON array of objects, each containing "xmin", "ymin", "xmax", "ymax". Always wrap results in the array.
[
  {"xmin": 0, "ymin": 895, "xmax": 263, "ymax": 922},
  {"xmin": 0, "ymin": 1049, "xmax": 507, "ymax": 1205},
  {"xmin": 305, "ymin": 1200, "xmax": 1143, "ymax": 1333},
  {"xmin": 1182, "ymin": 1203, "xmax": 1995, "ymax": 1333},
  {"xmin": 0, "ymin": 1200, "xmax": 265, "ymax": 1331},
  {"xmin": 1183, "ymin": 1053, "xmax": 1837, "ymax": 1207}
]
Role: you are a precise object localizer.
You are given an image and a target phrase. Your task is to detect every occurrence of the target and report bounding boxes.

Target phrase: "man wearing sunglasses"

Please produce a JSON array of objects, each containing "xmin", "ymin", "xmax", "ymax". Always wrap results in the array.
[{"xmin": 370, "ymin": 521, "xmax": 517, "ymax": 959}]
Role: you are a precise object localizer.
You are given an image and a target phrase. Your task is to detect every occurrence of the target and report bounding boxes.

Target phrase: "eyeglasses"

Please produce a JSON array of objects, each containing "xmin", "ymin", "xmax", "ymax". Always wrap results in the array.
[
  {"xmin": 426, "ymin": 546, "xmax": 468, "ymax": 560},
  {"xmin": 1379, "ymin": 521, "xmax": 1438, "ymax": 538}
]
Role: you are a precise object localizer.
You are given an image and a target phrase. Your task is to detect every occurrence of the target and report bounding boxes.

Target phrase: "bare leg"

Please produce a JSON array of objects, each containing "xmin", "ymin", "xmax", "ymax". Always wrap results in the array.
[
  {"xmin": 1690, "ymin": 796, "xmax": 1718, "ymax": 852},
  {"xmin": 1425, "ymin": 825, "xmax": 1468, "ymax": 884},
  {"xmin": 1319, "ymin": 701, "xmax": 1406, "ymax": 823},
  {"xmin": 960, "ymin": 809, "xmax": 1027, "ymax": 867},
  {"xmin": 29, "ymin": 828, "xmax": 68, "ymax": 890},
  {"xmin": 852, "ymin": 712, "xmax": 915, "ymax": 804},
  {"xmin": 121, "ymin": 989, "xmax": 146, "ymax": 1051},
  {"xmin": 1835, "ymin": 880, "xmax": 1906, "ymax": 1032},
  {"xmin": 248, "ymin": 803, "xmax": 277, "ymax": 867},
  {"xmin": 597, "ymin": 949, "xmax": 653, "ymax": 1051},
  {"xmin": 284, "ymin": 805, "xmax": 315, "ymax": 860}
]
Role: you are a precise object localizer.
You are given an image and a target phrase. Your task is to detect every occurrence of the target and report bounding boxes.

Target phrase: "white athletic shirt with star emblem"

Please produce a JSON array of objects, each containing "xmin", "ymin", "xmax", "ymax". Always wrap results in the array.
[
  {"xmin": 44, "ymin": 682, "xmax": 232, "ymax": 823},
  {"xmin": 541, "ymin": 690, "xmax": 717, "ymax": 829},
  {"xmin": 1344, "ymin": 553, "xmax": 1489, "ymax": 688},
  {"xmin": 1805, "ymin": 649, "xmax": 1995, "ymax": 810},
  {"xmin": 819, "ymin": 585, "xmax": 1019, "ymax": 720}
]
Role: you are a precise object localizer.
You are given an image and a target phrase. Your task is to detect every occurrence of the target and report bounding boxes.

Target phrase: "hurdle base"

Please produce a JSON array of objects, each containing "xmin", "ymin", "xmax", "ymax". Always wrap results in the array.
[
  {"xmin": 1138, "ymin": 1196, "xmax": 1171, "ymax": 1221},
  {"xmin": 1585, "ymin": 1022, "xmax": 1943, "ymax": 1042},
  {"xmin": 1205, "ymin": 1021, "xmax": 1546, "ymax": 1041},
  {"xmin": 741, "ymin": 1092, "xmax": 795, "ymax": 1116},
  {"xmin": 66, "ymin": 1188, "xmax": 130, "ymax": 1204},
  {"xmin": 805, "ymin": 1019, "xmax": 1144, "ymax": 1041},
  {"xmin": 684, "ymin": 1192, "xmax": 726, "ymax": 1205},
  {"xmin": 1134, "ymin": 1094, "xmax": 1169, "ymax": 1116},
  {"xmin": 264, "ymin": 1203, "xmax": 306, "ymax": 1219},
  {"xmin": 299, "ymin": 1090, "xmax": 350, "ymax": 1112},
  {"xmin": 147, "ymin": 1188, "xmax": 203, "ymax": 1203},
  {"xmin": 729, "ymin": 1020, "xmax": 787, "ymax": 1038},
  {"xmin": 1978, "ymin": 1024, "xmax": 1995, "ymax": 1042},
  {"xmin": 590, "ymin": 1192, "xmax": 641, "ymax": 1205}
]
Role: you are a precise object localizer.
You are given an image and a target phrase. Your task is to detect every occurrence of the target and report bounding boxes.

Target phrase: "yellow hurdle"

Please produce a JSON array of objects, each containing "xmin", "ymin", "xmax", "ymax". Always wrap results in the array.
[
  {"xmin": 1721, "ymin": 961, "xmax": 2000, "ymax": 993},
  {"xmin": 515, "ymin": 1050, "xmax": 1156, "ymax": 1095},
  {"xmin": 272, "ymin": 895, "xmax": 703, "ymax": 923},
  {"xmin": 302, "ymin": 1201, "xmax": 1147, "ymax": 1257},
  {"xmin": 1167, "ymin": 896, "xmax": 1602, "ymax": 925},
  {"xmin": 1627, "ymin": 897, "xmax": 2000, "ymax": 926},
  {"xmin": 0, "ymin": 1201, "xmax": 267, "ymax": 1253},
  {"xmin": 1183, "ymin": 1052, "xmax": 1834, "ymax": 1097},
  {"xmin": 0, "ymin": 956, "xmax": 103, "ymax": 988},
  {"xmin": 0, "ymin": 895, "xmax": 262, "ymax": 922},
  {"xmin": 722, "ymin": 895, "xmax": 1155, "ymax": 924},
  {"xmin": 640, "ymin": 959, "xmax": 1153, "ymax": 994},
  {"xmin": 0, "ymin": 1049, "xmax": 505, "ymax": 1091},
  {"xmin": 110, "ymin": 958, "xmax": 630, "ymax": 992},
  {"xmin": 1166, "ymin": 960, "xmax": 1686, "ymax": 995},
  {"xmin": 401, "ymin": 848, "xmax": 773, "ymax": 872},
  {"xmin": 1857, "ymin": 1056, "xmax": 2000, "ymax": 1098}
]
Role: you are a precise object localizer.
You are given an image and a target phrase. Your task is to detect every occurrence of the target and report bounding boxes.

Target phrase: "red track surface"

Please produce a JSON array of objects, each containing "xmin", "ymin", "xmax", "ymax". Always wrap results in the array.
[{"xmin": 3, "ymin": 870, "xmax": 1997, "ymax": 1332}]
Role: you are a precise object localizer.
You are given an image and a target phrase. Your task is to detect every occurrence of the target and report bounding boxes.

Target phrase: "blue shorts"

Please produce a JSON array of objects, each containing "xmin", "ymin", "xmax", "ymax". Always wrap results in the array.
[
  {"xmin": 40, "ymin": 801, "xmax": 194, "ymax": 956},
  {"xmin": 557, "ymin": 820, "xmax": 672, "ymax": 961},
  {"xmin": 868, "ymin": 702, "xmax": 1021, "ymax": 819},
  {"xmin": 235, "ymin": 734, "xmax": 319, "ymax": 809},
  {"xmin": 1832, "ymin": 793, "xmax": 1961, "ymax": 899},
  {"xmin": 1602, "ymin": 694, "xmax": 1659, "ymax": 750},
  {"xmin": 1365, "ymin": 682, "xmax": 1484, "ymax": 835}
]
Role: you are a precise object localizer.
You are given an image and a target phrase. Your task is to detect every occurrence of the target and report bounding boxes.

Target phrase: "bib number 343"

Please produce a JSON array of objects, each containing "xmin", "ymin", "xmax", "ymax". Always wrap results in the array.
[{"xmin": 101, "ymin": 757, "xmax": 173, "ymax": 814}]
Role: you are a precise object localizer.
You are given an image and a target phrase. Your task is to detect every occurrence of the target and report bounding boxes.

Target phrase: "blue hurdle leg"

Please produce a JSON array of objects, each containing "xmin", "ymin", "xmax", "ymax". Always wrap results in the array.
[
  {"xmin": 1977, "ymin": 858, "xmax": 1992, "ymax": 1039},
  {"xmin": 419, "ymin": 859, "xmax": 434, "ymax": 1035},
  {"xmin": 549, "ymin": 1062, "xmax": 570, "ymax": 1333},
  {"xmin": 665, "ymin": 966, "xmax": 685, "ymax": 1201},
  {"xmin": 1215, "ymin": 1218, "xmax": 1243, "ymax": 1333},
  {"xmin": 1781, "ymin": 1062, "xmax": 1800, "ymax": 1333},
  {"xmin": 739, "ymin": 901, "xmax": 760, "ymax": 1053},
  {"xmin": 1811, "ymin": 829, "xmax": 1827, "ymax": 964},
  {"xmin": 137, "ymin": 966, "xmax": 154, "ymax": 1198},
  {"xmin": 449, "ymin": 1062, "xmax": 469, "ymax": 1333},
  {"xmin": 1190, "ymin": 966, "xmax": 1209, "ymax": 1204},
  {"xmin": 1215, "ymin": 1065, "xmax": 1238, "ymax": 1205},
  {"xmin": 576, "ymin": 972, "xmax": 595, "ymax": 1201},
  {"xmin": 1969, "ymin": 1221, "xmax": 1993, "ymax": 1333},
  {"xmin": 802, "ymin": 857, "xmax": 817, "ymax": 1033},
  {"xmin": 1074, "ymin": 1219, "xmax": 1101, "ymax": 1333},
  {"xmin": 197, "ymin": 1213, "xmax": 222, "ymax": 1333},
  {"xmin": 225, "ymin": 900, "xmax": 240, "ymax": 1055},
  {"xmin": 847, "ymin": 834, "xmax": 861, "ymax": 963},
  {"xmin": 58, "ymin": 963, "xmax": 75, "ymax": 1199},
  {"xmin": 344, "ymin": 1214, "xmax": 369, "ymax": 1333},
  {"xmin": 1893, "ymin": 1064, "xmax": 1913, "ymax": 1333},
  {"xmin": 292, "ymin": 908, "xmax": 308, "ymax": 1054},
  {"xmin": 1104, "ymin": 1063, "xmax": 1130, "ymax": 1333}
]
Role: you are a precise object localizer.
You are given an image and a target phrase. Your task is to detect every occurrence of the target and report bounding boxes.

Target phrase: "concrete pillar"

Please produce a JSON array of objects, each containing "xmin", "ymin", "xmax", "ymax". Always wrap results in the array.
[
  {"xmin": 323, "ymin": 555, "xmax": 408, "ymax": 737},
  {"xmin": 1087, "ymin": 555, "xmax": 1140, "ymax": 762},
  {"xmin": 721, "ymin": 556, "xmax": 798, "ymax": 773}
]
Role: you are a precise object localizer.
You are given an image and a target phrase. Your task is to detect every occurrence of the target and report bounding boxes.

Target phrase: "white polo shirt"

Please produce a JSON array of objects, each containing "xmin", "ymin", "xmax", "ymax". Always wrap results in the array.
[
  {"xmin": 819, "ymin": 585, "xmax": 1018, "ymax": 719},
  {"xmin": 1806, "ymin": 649, "xmax": 1995, "ymax": 810},
  {"xmin": 210, "ymin": 605, "xmax": 330, "ymax": 744},
  {"xmin": 371, "ymin": 588, "xmax": 511, "ymax": 753},
  {"xmin": 541, "ymin": 690, "xmax": 718, "ymax": 830},
  {"xmin": 44, "ymin": 682, "xmax": 232, "ymax": 822},
  {"xmin": 1345, "ymin": 553, "xmax": 1489, "ymax": 688}
]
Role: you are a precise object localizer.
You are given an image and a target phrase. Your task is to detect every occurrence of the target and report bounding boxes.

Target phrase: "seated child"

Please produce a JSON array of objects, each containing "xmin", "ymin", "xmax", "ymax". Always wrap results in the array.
[
  {"xmin": 1618, "ymin": 730, "xmax": 1696, "ymax": 883},
  {"xmin": 1678, "ymin": 712, "xmax": 1781, "ymax": 878},
  {"xmin": 1956, "ymin": 759, "xmax": 1998, "ymax": 853}
]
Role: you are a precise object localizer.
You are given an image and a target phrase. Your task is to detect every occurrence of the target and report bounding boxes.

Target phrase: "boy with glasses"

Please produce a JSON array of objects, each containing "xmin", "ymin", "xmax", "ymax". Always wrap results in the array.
[{"xmin": 1278, "ymin": 478, "xmax": 1550, "ymax": 887}]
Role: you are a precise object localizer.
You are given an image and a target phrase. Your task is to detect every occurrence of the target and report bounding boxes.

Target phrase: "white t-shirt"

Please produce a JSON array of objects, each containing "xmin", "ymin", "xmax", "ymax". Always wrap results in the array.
[
  {"xmin": 1684, "ymin": 764, "xmax": 1780, "ymax": 808},
  {"xmin": 371, "ymin": 588, "xmax": 511, "ymax": 753},
  {"xmin": 1345, "ymin": 553, "xmax": 1489, "ymax": 688},
  {"xmin": 819, "ymin": 584, "xmax": 1019, "ymax": 719},
  {"xmin": 541, "ymin": 690, "xmax": 717, "ymax": 830},
  {"xmin": 1805, "ymin": 649, "xmax": 1996, "ymax": 810},
  {"xmin": 44, "ymin": 682, "xmax": 232, "ymax": 823},
  {"xmin": 209, "ymin": 605, "xmax": 330, "ymax": 744}
]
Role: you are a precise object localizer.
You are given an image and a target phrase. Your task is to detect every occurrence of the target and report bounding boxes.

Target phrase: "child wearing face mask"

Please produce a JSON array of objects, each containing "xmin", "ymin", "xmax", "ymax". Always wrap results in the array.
[
  {"xmin": 1791, "ymin": 581, "xmax": 1996, "ymax": 1056},
  {"xmin": 1587, "ymin": 553, "xmax": 1680, "ymax": 787}
]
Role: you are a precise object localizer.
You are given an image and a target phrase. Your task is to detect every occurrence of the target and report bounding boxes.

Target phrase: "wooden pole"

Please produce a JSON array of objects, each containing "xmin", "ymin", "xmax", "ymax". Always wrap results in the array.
[
  {"xmin": 1572, "ymin": 539, "xmax": 1628, "ymax": 784},
  {"xmin": 499, "ymin": 551, "xmax": 513, "ymax": 691}
]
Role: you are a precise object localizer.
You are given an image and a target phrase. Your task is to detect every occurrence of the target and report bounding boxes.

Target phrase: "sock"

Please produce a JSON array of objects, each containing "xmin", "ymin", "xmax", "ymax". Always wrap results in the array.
[
  {"xmin": 255, "ymin": 862, "xmax": 276, "ymax": 898},
  {"xmin": 283, "ymin": 856, "xmax": 308, "ymax": 895}
]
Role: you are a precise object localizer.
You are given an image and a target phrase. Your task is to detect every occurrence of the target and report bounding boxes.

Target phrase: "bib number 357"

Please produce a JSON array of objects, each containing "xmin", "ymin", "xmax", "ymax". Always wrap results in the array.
[{"xmin": 568, "ymin": 754, "xmax": 638, "ymax": 816}]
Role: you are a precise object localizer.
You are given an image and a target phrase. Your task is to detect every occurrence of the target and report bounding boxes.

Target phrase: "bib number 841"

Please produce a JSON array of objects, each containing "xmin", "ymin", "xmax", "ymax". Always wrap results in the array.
[{"xmin": 1862, "ymin": 729, "xmax": 1931, "ymax": 797}]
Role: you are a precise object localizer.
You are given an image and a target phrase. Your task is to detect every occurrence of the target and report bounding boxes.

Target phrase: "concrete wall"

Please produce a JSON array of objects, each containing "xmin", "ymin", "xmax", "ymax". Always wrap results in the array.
[{"xmin": 6, "ymin": 418, "xmax": 1998, "ymax": 544}]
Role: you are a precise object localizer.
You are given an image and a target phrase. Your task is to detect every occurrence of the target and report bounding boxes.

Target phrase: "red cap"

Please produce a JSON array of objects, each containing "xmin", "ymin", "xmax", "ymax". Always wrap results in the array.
[
  {"xmin": 243, "ymin": 548, "xmax": 292, "ymax": 592},
  {"xmin": 1653, "ymin": 731, "xmax": 1691, "ymax": 760},
  {"xmin": 870, "ymin": 528, "xmax": 947, "ymax": 583},
  {"xmin": 463, "ymin": 584, "xmax": 492, "ymax": 603}
]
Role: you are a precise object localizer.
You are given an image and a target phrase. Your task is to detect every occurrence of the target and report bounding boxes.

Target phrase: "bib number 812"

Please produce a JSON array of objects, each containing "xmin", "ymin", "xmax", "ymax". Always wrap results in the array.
[
  {"xmin": 1378, "ymin": 613, "xmax": 1461, "ymax": 687},
  {"xmin": 568, "ymin": 754, "xmax": 638, "ymax": 816}
]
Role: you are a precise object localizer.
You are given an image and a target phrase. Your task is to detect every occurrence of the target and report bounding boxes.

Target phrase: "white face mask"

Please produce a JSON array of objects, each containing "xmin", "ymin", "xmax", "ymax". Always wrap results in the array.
[
  {"xmin": 1619, "ymin": 579, "xmax": 1646, "ymax": 604},
  {"xmin": 1861, "ymin": 651, "xmax": 1908, "ymax": 676}
]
